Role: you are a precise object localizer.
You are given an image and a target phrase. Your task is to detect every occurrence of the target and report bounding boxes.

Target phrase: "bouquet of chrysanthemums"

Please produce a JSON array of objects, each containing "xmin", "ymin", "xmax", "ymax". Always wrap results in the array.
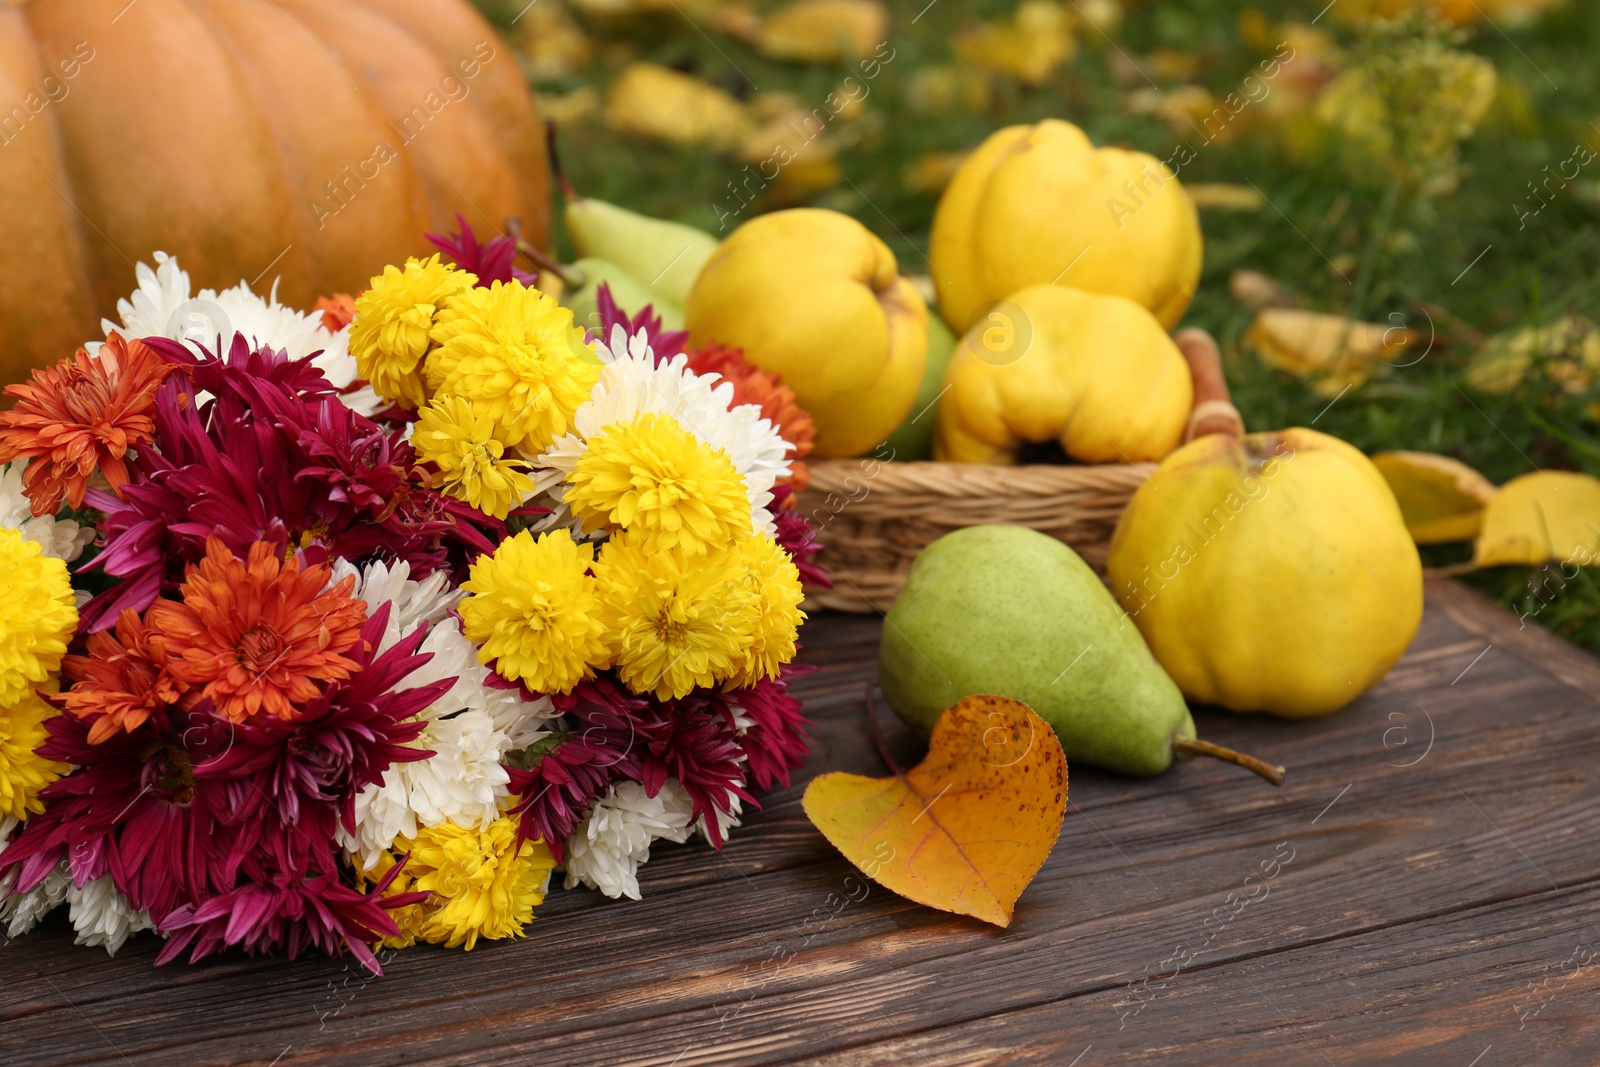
[{"xmin": 0, "ymin": 221, "xmax": 826, "ymax": 972}]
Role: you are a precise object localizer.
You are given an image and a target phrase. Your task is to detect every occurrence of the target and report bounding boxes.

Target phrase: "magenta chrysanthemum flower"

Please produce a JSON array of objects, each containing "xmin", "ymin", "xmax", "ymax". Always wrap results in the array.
[
  {"xmin": 80, "ymin": 336, "xmax": 501, "ymax": 629},
  {"xmin": 427, "ymin": 214, "xmax": 536, "ymax": 289},
  {"xmin": 593, "ymin": 284, "xmax": 689, "ymax": 361},
  {"xmin": 157, "ymin": 865, "xmax": 425, "ymax": 975},
  {"xmin": 507, "ymin": 677, "xmax": 644, "ymax": 860},
  {"xmin": 194, "ymin": 604, "xmax": 444, "ymax": 873},
  {"xmin": 629, "ymin": 693, "xmax": 753, "ymax": 849},
  {"xmin": 2, "ymin": 604, "xmax": 447, "ymax": 968},
  {"xmin": 728, "ymin": 663, "xmax": 816, "ymax": 793}
]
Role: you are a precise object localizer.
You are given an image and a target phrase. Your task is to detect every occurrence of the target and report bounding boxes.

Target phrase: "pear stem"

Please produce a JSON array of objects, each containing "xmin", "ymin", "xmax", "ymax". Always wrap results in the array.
[
  {"xmin": 545, "ymin": 118, "xmax": 580, "ymax": 204},
  {"xmin": 511, "ymin": 233, "xmax": 583, "ymax": 289},
  {"xmin": 863, "ymin": 683, "xmax": 906, "ymax": 779},
  {"xmin": 1172, "ymin": 735, "xmax": 1285, "ymax": 786}
]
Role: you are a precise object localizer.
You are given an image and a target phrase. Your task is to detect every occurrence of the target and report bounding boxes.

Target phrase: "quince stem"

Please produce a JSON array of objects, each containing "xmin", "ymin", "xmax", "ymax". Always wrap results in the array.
[
  {"xmin": 1175, "ymin": 328, "xmax": 1245, "ymax": 441},
  {"xmin": 1172, "ymin": 735, "xmax": 1285, "ymax": 786}
]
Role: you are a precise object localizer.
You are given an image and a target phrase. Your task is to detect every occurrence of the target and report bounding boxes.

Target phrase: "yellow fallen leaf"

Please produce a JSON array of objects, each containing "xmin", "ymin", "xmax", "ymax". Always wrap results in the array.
[
  {"xmin": 956, "ymin": 0, "xmax": 1075, "ymax": 87},
  {"xmin": 1372, "ymin": 451, "xmax": 1498, "ymax": 544},
  {"xmin": 1125, "ymin": 85, "xmax": 1221, "ymax": 138},
  {"xmin": 901, "ymin": 151, "xmax": 971, "ymax": 195},
  {"xmin": 604, "ymin": 63, "xmax": 750, "ymax": 148},
  {"xmin": 1247, "ymin": 308, "xmax": 1415, "ymax": 394},
  {"xmin": 515, "ymin": 0, "xmax": 594, "ymax": 82},
  {"xmin": 1070, "ymin": 0, "xmax": 1123, "ymax": 34},
  {"xmin": 1185, "ymin": 183, "xmax": 1267, "ymax": 211},
  {"xmin": 538, "ymin": 86, "xmax": 601, "ymax": 126},
  {"xmin": 1229, "ymin": 270, "xmax": 1300, "ymax": 309},
  {"xmin": 906, "ymin": 65, "xmax": 993, "ymax": 116},
  {"xmin": 1331, "ymin": 0, "xmax": 1566, "ymax": 28},
  {"xmin": 802, "ymin": 694, "xmax": 1067, "ymax": 928},
  {"xmin": 1465, "ymin": 315, "xmax": 1600, "ymax": 396},
  {"xmin": 709, "ymin": 1, "xmax": 763, "ymax": 42},
  {"xmin": 1475, "ymin": 471, "xmax": 1600, "ymax": 568},
  {"xmin": 756, "ymin": 0, "xmax": 888, "ymax": 63}
]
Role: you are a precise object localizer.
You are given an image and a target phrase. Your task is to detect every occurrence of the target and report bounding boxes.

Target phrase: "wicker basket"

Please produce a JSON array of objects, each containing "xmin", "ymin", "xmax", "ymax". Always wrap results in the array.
[
  {"xmin": 790, "ymin": 327, "xmax": 1242, "ymax": 614},
  {"xmin": 795, "ymin": 458, "xmax": 1157, "ymax": 613}
]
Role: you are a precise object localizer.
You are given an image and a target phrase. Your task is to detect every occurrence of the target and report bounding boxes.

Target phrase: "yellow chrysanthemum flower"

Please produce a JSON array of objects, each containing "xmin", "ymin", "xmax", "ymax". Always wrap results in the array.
[
  {"xmin": 0, "ymin": 529, "xmax": 77, "ymax": 707},
  {"xmin": 459, "ymin": 529, "xmax": 608, "ymax": 694},
  {"xmin": 350, "ymin": 255, "xmax": 478, "ymax": 409},
  {"xmin": 726, "ymin": 533, "xmax": 806, "ymax": 689},
  {"xmin": 593, "ymin": 531, "xmax": 756, "ymax": 700},
  {"xmin": 0, "ymin": 688, "xmax": 66, "ymax": 821},
  {"xmin": 376, "ymin": 817, "xmax": 555, "ymax": 951},
  {"xmin": 566, "ymin": 413, "xmax": 753, "ymax": 556},
  {"xmin": 426, "ymin": 281, "xmax": 599, "ymax": 454},
  {"xmin": 412, "ymin": 394, "xmax": 534, "ymax": 520}
]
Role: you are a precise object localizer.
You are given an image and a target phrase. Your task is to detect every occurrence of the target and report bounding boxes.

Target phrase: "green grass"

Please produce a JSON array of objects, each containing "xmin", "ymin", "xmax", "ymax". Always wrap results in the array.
[{"xmin": 478, "ymin": 0, "xmax": 1600, "ymax": 653}]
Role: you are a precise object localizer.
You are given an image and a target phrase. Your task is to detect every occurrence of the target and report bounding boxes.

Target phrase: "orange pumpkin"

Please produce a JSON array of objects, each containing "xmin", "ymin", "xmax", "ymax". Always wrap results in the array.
[{"xmin": 0, "ymin": 0, "xmax": 549, "ymax": 385}]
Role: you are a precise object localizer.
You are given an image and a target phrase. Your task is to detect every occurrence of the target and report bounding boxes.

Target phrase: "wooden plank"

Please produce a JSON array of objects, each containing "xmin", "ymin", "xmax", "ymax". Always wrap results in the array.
[{"xmin": 1, "ymin": 580, "xmax": 1597, "ymax": 1066}]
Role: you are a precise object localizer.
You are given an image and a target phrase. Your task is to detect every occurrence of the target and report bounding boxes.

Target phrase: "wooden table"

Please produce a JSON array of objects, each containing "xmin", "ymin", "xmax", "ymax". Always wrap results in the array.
[{"xmin": 4, "ymin": 579, "xmax": 1599, "ymax": 1066}]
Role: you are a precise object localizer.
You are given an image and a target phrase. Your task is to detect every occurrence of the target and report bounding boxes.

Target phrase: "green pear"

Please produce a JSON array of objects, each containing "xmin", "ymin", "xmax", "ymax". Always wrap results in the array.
[
  {"xmin": 564, "ymin": 257, "xmax": 685, "ymax": 335},
  {"xmin": 565, "ymin": 198, "xmax": 720, "ymax": 310},
  {"xmin": 879, "ymin": 525, "xmax": 1282, "ymax": 782},
  {"xmin": 881, "ymin": 315, "xmax": 958, "ymax": 461}
]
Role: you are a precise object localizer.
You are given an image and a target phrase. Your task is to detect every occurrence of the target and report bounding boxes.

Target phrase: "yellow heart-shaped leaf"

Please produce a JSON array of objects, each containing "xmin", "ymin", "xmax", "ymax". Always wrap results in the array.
[
  {"xmin": 1372, "ymin": 450, "xmax": 1497, "ymax": 544},
  {"xmin": 802, "ymin": 694, "xmax": 1067, "ymax": 927},
  {"xmin": 1475, "ymin": 470, "xmax": 1600, "ymax": 567}
]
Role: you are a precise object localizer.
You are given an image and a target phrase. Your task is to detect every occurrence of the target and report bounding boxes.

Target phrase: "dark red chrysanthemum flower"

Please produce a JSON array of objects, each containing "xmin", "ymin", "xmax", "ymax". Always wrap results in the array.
[
  {"xmin": 594, "ymin": 284, "xmax": 689, "ymax": 361},
  {"xmin": 79, "ymin": 336, "xmax": 501, "ymax": 629},
  {"xmin": 196, "ymin": 604, "xmax": 443, "ymax": 864},
  {"xmin": 157, "ymin": 865, "xmax": 425, "ymax": 975},
  {"xmin": 629, "ymin": 692, "xmax": 753, "ymax": 849},
  {"xmin": 506, "ymin": 676, "xmax": 645, "ymax": 859},
  {"xmin": 2, "ymin": 603, "xmax": 443, "ymax": 966},
  {"xmin": 427, "ymin": 214, "xmax": 536, "ymax": 288},
  {"xmin": 725, "ymin": 663, "xmax": 816, "ymax": 794}
]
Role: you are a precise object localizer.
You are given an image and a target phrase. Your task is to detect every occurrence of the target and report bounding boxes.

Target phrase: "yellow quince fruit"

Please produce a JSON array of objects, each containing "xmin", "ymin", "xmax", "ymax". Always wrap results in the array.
[
  {"xmin": 1107, "ymin": 427, "xmax": 1423, "ymax": 718},
  {"xmin": 930, "ymin": 119, "xmax": 1202, "ymax": 333},
  {"xmin": 686, "ymin": 208, "xmax": 928, "ymax": 458},
  {"xmin": 934, "ymin": 285, "xmax": 1192, "ymax": 465}
]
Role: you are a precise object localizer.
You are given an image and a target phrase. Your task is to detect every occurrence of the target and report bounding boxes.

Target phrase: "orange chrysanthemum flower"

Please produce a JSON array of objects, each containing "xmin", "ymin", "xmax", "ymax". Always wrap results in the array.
[
  {"xmin": 146, "ymin": 539, "xmax": 368, "ymax": 723},
  {"xmin": 61, "ymin": 608, "xmax": 189, "ymax": 744},
  {"xmin": 316, "ymin": 292, "xmax": 357, "ymax": 334},
  {"xmin": 684, "ymin": 344, "xmax": 817, "ymax": 489},
  {"xmin": 0, "ymin": 331, "xmax": 174, "ymax": 516}
]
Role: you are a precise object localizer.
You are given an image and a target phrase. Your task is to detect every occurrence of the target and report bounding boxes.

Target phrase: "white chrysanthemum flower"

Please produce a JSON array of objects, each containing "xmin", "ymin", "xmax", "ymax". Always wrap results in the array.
[
  {"xmin": 331, "ymin": 557, "xmax": 462, "ymax": 653},
  {"xmin": 0, "ymin": 863, "xmax": 70, "ymax": 938},
  {"xmin": 331, "ymin": 558, "xmax": 557, "ymax": 864},
  {"xmin": 330, "ymin": 558, "xmax": 558, "ymax": 744},
  {"xmin": 562, "ymin": 780, "xmax": 696, "ymax": 900},
  {"xmin": 67, "ymin": 875, "xmax": 155, "ymax": 955},
  {"xmin": 339, "ymin": 708, "xmax": 514, "ymax": 870},
  {"xmin": 0, "ymin": 463, "xmax": 94, "ymax": 562},
  {"xmin": 104, "ymin": 251, "xmax": 191, "ymax": 341},
  {"xmin": 534, "ymin": 326, "xmax": 793, "ymax": 536},
  {"xmin": 101, "ymin": 252, "xmax": 382, "ymax": 415}
]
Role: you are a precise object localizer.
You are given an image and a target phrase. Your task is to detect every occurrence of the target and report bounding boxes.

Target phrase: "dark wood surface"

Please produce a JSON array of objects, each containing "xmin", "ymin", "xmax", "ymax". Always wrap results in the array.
[{"xmin": 4, "ymin": 578, "xmax": 1599, "ymax": 1066}]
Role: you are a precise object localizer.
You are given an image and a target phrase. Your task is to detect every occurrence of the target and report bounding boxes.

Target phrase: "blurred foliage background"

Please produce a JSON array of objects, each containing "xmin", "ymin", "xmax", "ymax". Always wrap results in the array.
[{"xmin": 475, "ymin": 0, "xmax": 1598, "ymax": 651}]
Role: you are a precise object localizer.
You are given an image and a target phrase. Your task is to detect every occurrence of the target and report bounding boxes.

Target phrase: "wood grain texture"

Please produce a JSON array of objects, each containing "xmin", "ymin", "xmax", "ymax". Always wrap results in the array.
[{"xmin": 2, "ymin": 579, "xmax": 1597, "ymax": 1066}]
